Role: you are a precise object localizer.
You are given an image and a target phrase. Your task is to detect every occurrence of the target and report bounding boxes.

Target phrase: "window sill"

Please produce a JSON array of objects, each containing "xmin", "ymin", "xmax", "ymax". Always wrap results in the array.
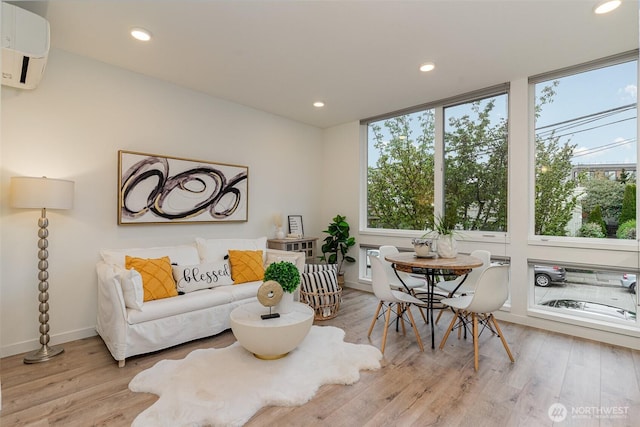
[
  {"xmin": 528, "ymin": 236, "xmax": 639, "ymax": 252},
  {"xmin": 528, "ymin": 306, "xmax": 640, "ymax": 338}
]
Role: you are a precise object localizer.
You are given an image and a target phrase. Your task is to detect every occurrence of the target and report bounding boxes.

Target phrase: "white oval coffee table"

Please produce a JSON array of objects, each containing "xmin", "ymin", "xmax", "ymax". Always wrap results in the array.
[{"xmin": 230, "ymin": 301, "xmax": 314, "ymax": 360}]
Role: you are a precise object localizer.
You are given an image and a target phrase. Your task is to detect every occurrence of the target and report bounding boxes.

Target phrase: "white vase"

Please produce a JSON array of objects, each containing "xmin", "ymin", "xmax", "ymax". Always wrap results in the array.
[
  {"xmin": 275, "ymin": 227, "xmax": 285, "ymax": 239},
  {"xmin": 436, "ymin": 235, "xmax": 458, "ymax": 258},
  {"xmin": 277, "ymin": 291, "xmax": 295, "ymax": 314}
]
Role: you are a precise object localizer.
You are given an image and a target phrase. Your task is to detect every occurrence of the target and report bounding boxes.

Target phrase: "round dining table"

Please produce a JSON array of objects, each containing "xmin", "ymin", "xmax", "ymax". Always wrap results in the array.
[{"xmin": 384, "ymin": 252, "xmax": 483, "ymax": 349}]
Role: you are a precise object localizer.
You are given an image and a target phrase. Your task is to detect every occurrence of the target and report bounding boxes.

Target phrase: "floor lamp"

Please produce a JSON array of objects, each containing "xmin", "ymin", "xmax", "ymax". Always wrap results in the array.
[{"xmin": 9, "ymin": 176, "xmax": 74, "ymax": 364}]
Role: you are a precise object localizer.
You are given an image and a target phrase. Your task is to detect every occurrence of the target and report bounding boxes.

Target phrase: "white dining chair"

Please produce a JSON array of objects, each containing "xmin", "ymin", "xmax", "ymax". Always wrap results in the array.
[
  {"xmin": 377, "ymin": 245, "xmax": 428, "ymax": 322},
  {"xmin": 367, "ymin": 255, "xmax": 425, "ymax": 354},
  {"xmin": 435, "ymin": 249, "xmax": 491, "ymax": 296},
  {"xmin": 438, "ymin": 263, "xmax": 515, "ymax": 371},
  {"xmin": 434, "ymin": 249, "xmax": 491, "ymax": 324}
]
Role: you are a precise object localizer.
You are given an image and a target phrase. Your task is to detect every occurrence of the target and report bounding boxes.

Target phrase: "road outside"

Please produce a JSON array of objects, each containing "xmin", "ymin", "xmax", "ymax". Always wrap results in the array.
[{"xmin": 534, "ymin": 271, "xmax": 637, "ymax": 315}]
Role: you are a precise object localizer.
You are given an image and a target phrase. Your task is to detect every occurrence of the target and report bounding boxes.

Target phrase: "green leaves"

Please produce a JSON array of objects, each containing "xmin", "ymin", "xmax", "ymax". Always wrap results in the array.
[
  {"xmin": 368, "ymin": 112, "xmax": 435, "ymax": 230},
  {"xmin": 320, "ymin": 214, "xmax": 356, "ymax": 273},
  {"xmin": 444, "ymin": 98, "xmax": 508, "ymax": 232},
  {"xmin": 263, "ymin": 261, "xmax": 300, "ymax": 293},
  {"xmin": 535, "ymin": 115, "xmax": 579, "ymax": 236}
]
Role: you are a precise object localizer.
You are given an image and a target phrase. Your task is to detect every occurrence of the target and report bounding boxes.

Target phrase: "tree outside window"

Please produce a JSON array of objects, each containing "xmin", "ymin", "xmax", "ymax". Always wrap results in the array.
[
  {"xmin": 444, "ymin": 95, "xmax": 508, "ymax": 232},
  {"xmin": 534, "ymin": 59, "xmax": 637, "ymax": 238},
  {"xmin": 367, "ymin": 111, "xmax": 435, "ymax": 230},
  {"xmin": 366, "ymin": 93, "xmax": 510, "ymax": 234}
]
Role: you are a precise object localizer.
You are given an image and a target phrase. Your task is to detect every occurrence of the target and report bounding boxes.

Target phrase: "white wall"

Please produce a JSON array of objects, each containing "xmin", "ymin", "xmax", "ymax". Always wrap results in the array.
[
  {"xmin": 0, "ymin": 49, "xmax": 325, "ymax": 356},
  {"xmin": 320, "ymin": 121, "xmax": 362, "ymax": 283}
]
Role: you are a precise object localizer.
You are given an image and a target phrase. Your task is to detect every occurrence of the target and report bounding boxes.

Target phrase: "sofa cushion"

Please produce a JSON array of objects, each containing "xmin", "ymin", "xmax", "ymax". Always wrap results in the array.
[
  {"xmin": 117, "ymin": 267, "xmax": 144, "ymax": 310},
  {"xmin": 125, "ymin": 256, "xmax": 178, "ymax": 302},
  {"xmin": 228, "ymin": 250, "xmax": 264, "ymax": 284},
  {"xmin": 266, "ymin": 252, "xmax": 300, "ymax": 267},
  {"xmin": 101, "ymin": 244, "xmax": 200, "ymax": 267},
  {"xmin": 172, "ymin": 261, "xmax": 234, "ymax": 293},
  {"xmin": 214, "ymin": 280, "xmax": 262, "ymax": 301},
  {"xmin": 195, "ymin": 237, "xmax": 267, "ymax": 263},
  {"xmin": 126, "ymin": 287, "xmax": 234, "ymax": 324}
]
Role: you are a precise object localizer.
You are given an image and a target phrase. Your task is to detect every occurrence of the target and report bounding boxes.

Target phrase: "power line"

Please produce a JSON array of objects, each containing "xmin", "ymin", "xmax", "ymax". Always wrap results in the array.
[
  {"xmin": 535, "ymin": 103, "xmax": 636, "ymax": 132},
  {"xmin": 537, "ymin": 116, "xmax": 636, "ymax": 143},
  {"xmin": 571, "ymin": 137, "xmax": 637, "ymax": 158}
]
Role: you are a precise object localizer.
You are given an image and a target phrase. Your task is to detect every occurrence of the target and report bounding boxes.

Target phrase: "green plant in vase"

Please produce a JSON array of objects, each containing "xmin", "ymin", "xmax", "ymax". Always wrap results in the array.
[
  {"xmin": 420, "ymin": 213, "xmax": 460, "ymax": 258},
  {"xmin": 263, "ymin": 261, "xmax": 300, "ymax": 314},
  {"xmin": 264, "ymin": 261, "xmax": 300, "ymax": 293}
]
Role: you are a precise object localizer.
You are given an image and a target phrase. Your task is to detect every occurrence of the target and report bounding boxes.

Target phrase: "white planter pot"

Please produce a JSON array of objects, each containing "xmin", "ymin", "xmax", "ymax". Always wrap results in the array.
[
  {"xmin": 277, "ymin": 291, "xmax": 295, "ymax": 314},
  {"xmin": 436, "ymin": 235, "xmax": 458, "ymax": 258}
]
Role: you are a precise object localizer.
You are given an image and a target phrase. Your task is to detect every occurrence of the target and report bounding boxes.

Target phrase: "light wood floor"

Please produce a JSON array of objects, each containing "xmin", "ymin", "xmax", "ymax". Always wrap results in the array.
[{"xmin": 2, "ymin": 288, "xmax": 640, "ymax": 427}]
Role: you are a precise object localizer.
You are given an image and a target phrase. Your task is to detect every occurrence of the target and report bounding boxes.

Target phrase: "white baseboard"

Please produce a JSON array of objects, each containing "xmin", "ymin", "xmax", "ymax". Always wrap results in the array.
[
  {"xmin": 1, "ymin": 326, "xmax": 97, "ymax": 358},
  {"xmin": 494, "ymin": 311, "xmax": 640, "ymax": 351},
  {"xmin": 343, "ymin": 281, "xmax": 372, "ymax": 293}
]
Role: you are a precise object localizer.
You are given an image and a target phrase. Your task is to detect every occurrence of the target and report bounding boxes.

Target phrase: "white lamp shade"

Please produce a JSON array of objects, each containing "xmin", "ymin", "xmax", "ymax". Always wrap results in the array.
[{"xmin": 9, "ymin": 176, "xmax": 74, "ymax": 210}]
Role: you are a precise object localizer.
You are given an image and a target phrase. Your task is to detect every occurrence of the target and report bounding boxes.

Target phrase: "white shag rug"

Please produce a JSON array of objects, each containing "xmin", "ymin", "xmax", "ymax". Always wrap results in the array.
[{"xmin": 129, "ymin": 325, "xmax": 382, "ymax": 427}]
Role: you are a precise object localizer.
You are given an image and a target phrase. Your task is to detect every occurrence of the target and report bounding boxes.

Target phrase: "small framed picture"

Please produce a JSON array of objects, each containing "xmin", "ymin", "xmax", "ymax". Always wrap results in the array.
[{"xmin": 288, "ymin": 215, "xmax": 304, "ymax": 236}]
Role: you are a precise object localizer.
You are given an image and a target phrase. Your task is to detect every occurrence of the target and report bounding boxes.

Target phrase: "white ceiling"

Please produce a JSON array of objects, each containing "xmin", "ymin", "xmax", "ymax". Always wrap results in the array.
[{"xmin": 16, "ymin": 0, "xmax": 639, "ymax": 129}]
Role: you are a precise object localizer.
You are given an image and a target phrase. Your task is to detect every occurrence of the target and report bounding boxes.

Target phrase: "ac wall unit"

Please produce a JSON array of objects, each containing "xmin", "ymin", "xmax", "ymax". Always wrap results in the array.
[{"xmin": 1, "ymin": 2, "xmax": 50, "ymax": 89}]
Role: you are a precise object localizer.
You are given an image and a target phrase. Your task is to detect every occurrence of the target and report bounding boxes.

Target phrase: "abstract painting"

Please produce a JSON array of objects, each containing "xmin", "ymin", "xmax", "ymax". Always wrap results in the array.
[{"xmin": 118, "ymin": 150, "xmax": 248, "ymax": 225}]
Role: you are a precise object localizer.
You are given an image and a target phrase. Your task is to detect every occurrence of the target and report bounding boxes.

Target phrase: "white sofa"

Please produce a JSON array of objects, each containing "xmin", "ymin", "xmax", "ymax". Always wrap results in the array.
[{"xmin": 96, "ymin": 236, "xmax": 305, "ymax": 367}]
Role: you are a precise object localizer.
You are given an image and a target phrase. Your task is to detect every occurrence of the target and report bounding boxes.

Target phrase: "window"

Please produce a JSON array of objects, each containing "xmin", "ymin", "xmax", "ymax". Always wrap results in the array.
[
  {"xmin": 365, "ymin": 87, "xmax": 509, "ymax": 234},
  {"xmin": 367, "ymin": 110, "xmax": 435, "ymax": 231},
  {"xmin": 444, "ymin": 94, "xmax": 508, "ymax": 232},
  {"xmin": 533, "ymin": 55, "xmax": 637, "ymax": 239},
  {"xmin": 532, "ymin": 262, "xmax": 637, "ymax": 325}
]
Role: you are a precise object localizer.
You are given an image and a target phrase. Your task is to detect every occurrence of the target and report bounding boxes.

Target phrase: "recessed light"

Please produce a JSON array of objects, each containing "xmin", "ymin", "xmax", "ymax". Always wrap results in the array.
[
  {"xmin": 131, "ymin": 28, "xmax": 152, "ymax": 41},
  {"xmin": 419, "ymin": 62, "xmax": 435, "ymax": 72},
  {"xmin": 594, "ymin": 0, "xmax": 621, "ymax": 14},
  {"xmin": 313, "ymin": 101, "xmax": 325, "ymax": 108}
]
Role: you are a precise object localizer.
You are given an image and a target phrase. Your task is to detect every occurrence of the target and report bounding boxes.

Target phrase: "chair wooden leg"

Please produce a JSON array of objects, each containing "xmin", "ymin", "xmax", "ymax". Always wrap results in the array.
[
  {"xmin": 381, "ymin": 302, "xmax": 392, "ymax": 354},
  {"xmin": 435, "ymin": 307, "xmax": 444, "ymax": 325},
  {"xmin": 406, "ymin": 305, "xmax": 424, "ymax": 352},
  {"xmin": 417, "ymin": 305, "xmax": 428, "ymax": 323},
  {"xmin": 473, "ymin": 313, "xmax": 479, "ymax": 371},
  {"xmin": 490, "ymin": 314, "xmax": 515, "ymax": 363},
  {"xmin": 439, "ymin": 309, "xmax": 459, "ymax": 349},
  {"xmin": 397, "ymin": 303, "xmax": 407, "ymax": 336},
  {"xmin": 367, "ymin": 300, "xmax": 383, "ymax": 338},
  {"xmin": 455, "ymin": 311, "xmax": 468, "ymax": 340},
  {"xmin": 409, "ymin": 290, "xmax": 428, "ymax": 324}
]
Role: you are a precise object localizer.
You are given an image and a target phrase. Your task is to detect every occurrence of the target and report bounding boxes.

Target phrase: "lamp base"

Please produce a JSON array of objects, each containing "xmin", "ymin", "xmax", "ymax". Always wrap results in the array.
[{"xmin": 23, "ymin": 344, "xmax": 64, "ymax": 364}]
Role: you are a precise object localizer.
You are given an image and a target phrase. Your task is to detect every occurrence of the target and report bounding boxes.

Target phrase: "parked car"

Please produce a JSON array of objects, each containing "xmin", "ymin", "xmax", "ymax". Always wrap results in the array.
[
  {"xmin": 534, "ymin": 265, "xmax": 566, "ymax": 287},
  {"xmin": 621, "ymin": 273, "xmax": 636, "ymax": 294},
  {"xmin": 540, "ymin": 299, "xmax": 636, "ymax": 321}
]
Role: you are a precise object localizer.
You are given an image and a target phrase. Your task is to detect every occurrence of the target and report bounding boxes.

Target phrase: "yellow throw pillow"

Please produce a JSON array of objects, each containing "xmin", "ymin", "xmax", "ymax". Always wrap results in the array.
[
  {"xmin": 125, "ymin": 256, "xmax": 178, "ymax": 302},
  {"xmin": 228, "ymin": 250, "xmax": 264, "ymax": 284}
]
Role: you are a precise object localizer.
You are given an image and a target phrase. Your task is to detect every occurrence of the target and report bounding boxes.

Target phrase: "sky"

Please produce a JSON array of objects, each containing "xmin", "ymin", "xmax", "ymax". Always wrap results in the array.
[{"xmin": 535, "ymin": 59, "xmax": 637, "ymax": 166}]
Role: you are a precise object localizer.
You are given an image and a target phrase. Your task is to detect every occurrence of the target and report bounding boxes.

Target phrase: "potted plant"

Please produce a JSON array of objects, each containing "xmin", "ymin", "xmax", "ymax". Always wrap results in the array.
[
  {"xmin": 263, "ymin": 261, "xmax": 300, "ymax": 313},
  {"xmin": 417, "ymin": 214, "xmax": 459, "ymax": 258},
  {"xmin": 320, "ymin": 214, "xmax": 356, "ymax": 286}
]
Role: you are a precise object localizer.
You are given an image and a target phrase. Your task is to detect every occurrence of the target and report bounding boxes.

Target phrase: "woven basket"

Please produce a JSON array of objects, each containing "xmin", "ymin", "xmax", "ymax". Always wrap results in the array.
[{"xmin": 300, "ymin": 286, "xmax": 342, "ymax": 321}]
